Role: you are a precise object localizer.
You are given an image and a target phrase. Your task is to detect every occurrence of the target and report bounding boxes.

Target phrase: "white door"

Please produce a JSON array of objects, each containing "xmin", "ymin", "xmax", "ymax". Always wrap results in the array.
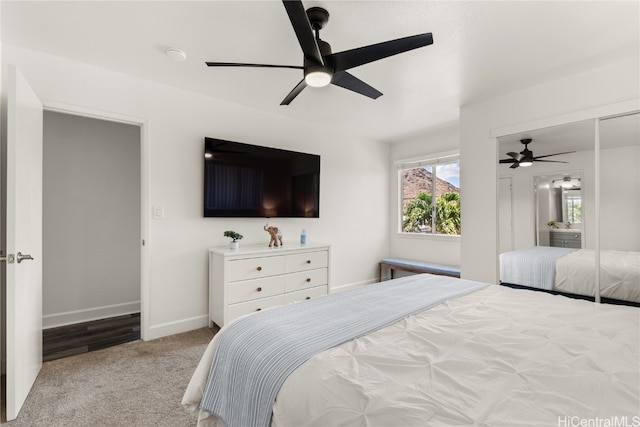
[
  {"xmin": 498, "ymin": 177, "xmax": 513, "ymax": 253},
  {"xmin": 4, "ymin": 65, "xmax": 43, "ymax": 421}
]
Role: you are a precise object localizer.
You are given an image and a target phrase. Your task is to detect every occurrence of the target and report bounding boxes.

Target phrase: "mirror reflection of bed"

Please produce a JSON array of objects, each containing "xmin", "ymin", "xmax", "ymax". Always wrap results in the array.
[{"xmin": 498, "ymin": 113, "xmax": 640, "ymax": 306}]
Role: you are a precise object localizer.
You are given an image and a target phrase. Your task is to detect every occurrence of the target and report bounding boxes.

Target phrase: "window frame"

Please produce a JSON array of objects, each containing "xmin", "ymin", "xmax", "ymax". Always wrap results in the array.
[{"xmin": 395, "ymin": 150, "xmax": 461, "ymax": 238}]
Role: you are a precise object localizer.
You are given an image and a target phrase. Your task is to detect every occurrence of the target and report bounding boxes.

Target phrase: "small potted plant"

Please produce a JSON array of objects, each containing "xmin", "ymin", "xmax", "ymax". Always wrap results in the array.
[
  {"xmin": 224, "ymin": 230, "xmax": 243, "ymax": 249},
  {"xmin": 547, "ymin": 220, "xmax": 559, "ymax": 230}
]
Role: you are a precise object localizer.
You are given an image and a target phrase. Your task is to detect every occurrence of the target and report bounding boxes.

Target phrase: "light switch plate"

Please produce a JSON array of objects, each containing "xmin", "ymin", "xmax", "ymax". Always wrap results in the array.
[{"xmin": 152, "ymin": 206, "xmax": 165, "ymax": 220}]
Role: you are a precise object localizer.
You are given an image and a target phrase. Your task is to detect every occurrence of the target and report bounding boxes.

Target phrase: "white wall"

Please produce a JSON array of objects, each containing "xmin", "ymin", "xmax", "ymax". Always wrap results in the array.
[
  {"xmin": 42, "ymin": 111, "xmax": 141, "ymax": 328},
  {"xmin": 460, "ymin": 56, "xmax": 639, "ymax": 283},
  {"xmin": 2, "ymin": 44, "xmax": 390, "ymax": 339},
  {"xmin": 388, "ymin": 124, "xmax": 460, "ymax": 267}
]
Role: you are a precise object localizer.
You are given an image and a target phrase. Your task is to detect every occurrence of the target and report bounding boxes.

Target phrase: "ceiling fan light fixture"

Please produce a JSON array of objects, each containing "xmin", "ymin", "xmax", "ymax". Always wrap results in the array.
[
  {"xmin": 304, "ymin": 69, "xmax": 332, "ymax": 87},
  {"xmin": 553, "ymin": 176, "xmax": 580, "ymax": 188},
  {"xmin": 519, "ymin": 160, "xmax": 533, "ymax": 167}
]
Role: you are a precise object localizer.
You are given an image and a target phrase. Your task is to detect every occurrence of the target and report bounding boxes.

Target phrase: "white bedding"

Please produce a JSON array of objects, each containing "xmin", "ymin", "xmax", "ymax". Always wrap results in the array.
[
  {"xmin": 499, "ymin": 246, "xmax": 575, "ymax": 290},
  {"xmin": 184, "ymin": 282, "xmax": 640, "ymax": 427},
  {"xmin": 555, "ymin": 249, "xmax": 640, "ymax": 303}
]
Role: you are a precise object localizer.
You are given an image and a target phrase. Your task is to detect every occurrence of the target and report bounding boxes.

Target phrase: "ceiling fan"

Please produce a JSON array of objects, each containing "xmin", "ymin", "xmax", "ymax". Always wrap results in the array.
[
  {"xmin": 499, "ymin": 139, "xmax": 576, "ymax": 169},
  {"xmin": 205, "ymin": 1, "xmax": 433, "ymax": 105}
]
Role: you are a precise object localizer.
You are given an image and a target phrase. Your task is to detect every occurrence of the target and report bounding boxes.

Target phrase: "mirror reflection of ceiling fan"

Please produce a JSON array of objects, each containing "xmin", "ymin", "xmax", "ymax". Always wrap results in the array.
[
  {"xmin": 552, "ymin": 176, "xmax": 581, "ymax": 189},
  {"xmin": 499, "ymin": 138, "xmax": 576, "ymax": 169}
]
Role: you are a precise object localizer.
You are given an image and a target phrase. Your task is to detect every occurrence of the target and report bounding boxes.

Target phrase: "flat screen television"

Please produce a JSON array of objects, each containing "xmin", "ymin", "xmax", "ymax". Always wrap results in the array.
[{"xmin": 204, "ymin": 137, "xmax": 320, "ymax": 218}]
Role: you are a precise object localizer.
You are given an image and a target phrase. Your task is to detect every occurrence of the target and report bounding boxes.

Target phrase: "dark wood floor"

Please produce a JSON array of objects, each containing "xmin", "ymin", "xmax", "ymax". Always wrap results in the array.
[{"xmin": 43, "ymin": 313, "xmax": 141, "ymax": 362}]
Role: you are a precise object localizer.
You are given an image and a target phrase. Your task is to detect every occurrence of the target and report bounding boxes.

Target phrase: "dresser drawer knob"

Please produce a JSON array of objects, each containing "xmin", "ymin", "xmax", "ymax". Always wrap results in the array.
[
  {"xmin": 305, "ymin": 296, "xmax": 311, "ymax": 300},
  {"xmin": 306, "ymin": 278, "xmax": 311, "ymax": 283},
  {"xmin": 257, "ymin": 287, "xmax": 262, "ymax": 292},
  {"xmin": 256, "ymin": 266, "xmax": 262, "ymax": 271},
  {"xmin": 306, "ymin": 260, "xmax": 311, "ymax": 264}
]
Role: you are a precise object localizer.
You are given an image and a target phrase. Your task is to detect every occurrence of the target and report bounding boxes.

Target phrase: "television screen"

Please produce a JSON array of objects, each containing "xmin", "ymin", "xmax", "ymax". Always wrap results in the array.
[{"xmin": 204, "ymin": 138, "xmax": 320, "ymax": 218}]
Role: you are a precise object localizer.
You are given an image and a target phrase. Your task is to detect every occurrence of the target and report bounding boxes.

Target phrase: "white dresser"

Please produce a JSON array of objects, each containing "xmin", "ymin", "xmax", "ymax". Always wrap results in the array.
[{"xmin": 209, "ymin": 242, "xmax": 330, "ymax": 327}]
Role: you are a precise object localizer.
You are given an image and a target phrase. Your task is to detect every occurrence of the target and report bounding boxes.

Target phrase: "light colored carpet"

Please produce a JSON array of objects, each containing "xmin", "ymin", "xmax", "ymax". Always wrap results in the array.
[{"xmin": 2, "ymin": 327, "xmax": 215, "ymax": 427}]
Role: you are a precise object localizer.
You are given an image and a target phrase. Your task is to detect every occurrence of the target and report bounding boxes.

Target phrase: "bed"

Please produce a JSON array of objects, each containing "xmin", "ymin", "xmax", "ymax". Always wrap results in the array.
[
  {"xmin": 500, "ymin": 246, "xmax": 640, "ymax": 305},
  {"xmin": 183, "ymin": 273, "xmax": 640, "ymax": 427}
]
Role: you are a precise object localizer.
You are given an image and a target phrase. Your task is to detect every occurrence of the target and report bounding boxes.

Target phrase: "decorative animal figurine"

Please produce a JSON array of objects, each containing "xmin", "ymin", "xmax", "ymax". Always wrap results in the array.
[{"xmin": 264, "ymin": 224, "xmax": 283, "ymax": 247}]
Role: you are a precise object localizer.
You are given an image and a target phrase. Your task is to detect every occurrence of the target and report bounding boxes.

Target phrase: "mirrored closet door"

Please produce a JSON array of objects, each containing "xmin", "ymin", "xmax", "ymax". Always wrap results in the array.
[
  {"xmin": 597, "ymin": 112, "xmax": 640, "ymax": 303},
  {"xmin": 497, "ymin": 107, "xmax": 639, "ymax": 306}
]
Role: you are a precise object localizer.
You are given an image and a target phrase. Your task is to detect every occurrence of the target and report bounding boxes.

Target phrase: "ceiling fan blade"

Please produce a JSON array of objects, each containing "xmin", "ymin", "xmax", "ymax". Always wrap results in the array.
[
  {"xmin": 205, "ymin": 62, "xmax": 303, "ymax": 70},
  {"xmin": 507, "ymin": 152, "xmax": 525, "ymax": 162},
  {"xmin": 533, "ymin": 159, "xmax": 569, "ymax": 164},
  {"xmin": 280, "ymin": 79, "xmax": 307, "ymax": 105},
  {"xmin": 331, "ymin": 71, "xmax": 383, "ymax": 99},
  {"xmin": 326, "ymin": 33, "xmax": 433, "ymax": 72},
  {"xmin": 510, "ymin": 162, "xmax": 520, "ymax": 169},
  {"xmin": 532, "ymin": 151, "xmax": 576, "ymax": 160},
  {"xmin": 282, "ymin": 0, "xmax": 324, "ymax": 66},
  {"xmin": 499, "ymin": 158, "xmax": 518, "ymax": 164}
]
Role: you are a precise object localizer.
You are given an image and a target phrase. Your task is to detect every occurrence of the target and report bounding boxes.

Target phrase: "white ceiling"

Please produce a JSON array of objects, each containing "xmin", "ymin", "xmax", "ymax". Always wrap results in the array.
[{"xmin": 2, "ymin": 1, "xmax": 639, "ymax": 142}]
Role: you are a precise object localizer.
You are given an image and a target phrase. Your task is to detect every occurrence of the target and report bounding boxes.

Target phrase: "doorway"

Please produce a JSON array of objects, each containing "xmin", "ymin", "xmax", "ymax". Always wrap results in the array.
[{"xmin": 41, "ymin": 111, "xmax": 141, "ymax": 359}]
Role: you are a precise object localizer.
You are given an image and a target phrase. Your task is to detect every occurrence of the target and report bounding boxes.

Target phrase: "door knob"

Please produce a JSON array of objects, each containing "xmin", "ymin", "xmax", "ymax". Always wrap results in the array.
[{"xmin": 16, "ymin": 252, "xmax": 34, "ymax": 263}]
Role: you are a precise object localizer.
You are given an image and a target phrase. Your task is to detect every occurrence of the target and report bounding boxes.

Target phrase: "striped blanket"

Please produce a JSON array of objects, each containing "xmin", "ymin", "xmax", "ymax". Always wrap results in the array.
[
  {"xmin": 500, "ymin": 246, "xmax": 577, "ymax": 290},
  {"xmin": 199, "ymin": 274, "xmax": 488, "ymax": 427}
]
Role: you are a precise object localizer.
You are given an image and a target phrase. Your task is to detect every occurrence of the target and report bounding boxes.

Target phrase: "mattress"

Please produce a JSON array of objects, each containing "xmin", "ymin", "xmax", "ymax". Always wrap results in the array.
[{"xmin": 183, "ymin": 279, "xmax": 640, "ymax": 427}]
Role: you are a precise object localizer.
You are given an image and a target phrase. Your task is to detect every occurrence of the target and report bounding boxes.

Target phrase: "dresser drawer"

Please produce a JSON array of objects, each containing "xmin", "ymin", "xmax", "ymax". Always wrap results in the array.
[
  {"xmin": 285, "ymin": 251, "xmax": 328, "ymax": 273},
  {"xmin": 228, "ymin": 275, "xmax": 285, "ymax": 304},
  {"xmin": 284, "ymin": 285, "xmax": 328, "ymax": 304},
  {"xmin": 227, "ymin": 294, "xmax": 286, "ymax": 321},
  {"xmin": 285, "ymin": 268, "xmax": 328, "ymax": 293},
  {"xmin": 228, "ymin": 256, "xmax": 285, "ymax": 282},
  {"xmin": 550, "ymin": 232, "xmax": 582, "ymax": 249}
]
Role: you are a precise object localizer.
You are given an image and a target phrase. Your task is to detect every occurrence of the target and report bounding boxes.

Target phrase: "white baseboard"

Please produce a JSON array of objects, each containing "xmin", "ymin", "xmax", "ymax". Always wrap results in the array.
[
  {"xmin": 43, "ymin": 301, "xmax": 141, "ymax": 329},
  {"xmin": 144, "ymin": 314, "xmax": 209, "ymax": 341},
  {"xmin": 330, "ymin": 279, "xmax": 376, "ymax": 294}
]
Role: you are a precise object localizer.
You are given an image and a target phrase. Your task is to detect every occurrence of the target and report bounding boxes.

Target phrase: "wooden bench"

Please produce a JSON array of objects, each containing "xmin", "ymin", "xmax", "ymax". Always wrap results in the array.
[{"xmin": 378, "ymin": 258, "xmax": 461, "ymax": 282}]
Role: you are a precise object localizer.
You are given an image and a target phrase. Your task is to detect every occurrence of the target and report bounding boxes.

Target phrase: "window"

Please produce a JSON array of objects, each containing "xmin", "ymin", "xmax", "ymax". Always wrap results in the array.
[
  {"xmin": 565, "ymin": 191, "xmax": 582, "ymax": 224},
  {"xmin": 397, "ymin": 153, "xmax": 460, "ymax": 236}
]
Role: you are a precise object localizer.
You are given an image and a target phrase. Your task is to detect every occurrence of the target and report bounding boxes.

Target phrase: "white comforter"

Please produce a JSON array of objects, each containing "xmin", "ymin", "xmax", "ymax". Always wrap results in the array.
[
  {"xmin": 183, "ymin": 284, "xmax": 640, "ymax": 427},
  {"xmin": 555, "ymin": 249, "xmax": 640, "ymax": 303}
]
